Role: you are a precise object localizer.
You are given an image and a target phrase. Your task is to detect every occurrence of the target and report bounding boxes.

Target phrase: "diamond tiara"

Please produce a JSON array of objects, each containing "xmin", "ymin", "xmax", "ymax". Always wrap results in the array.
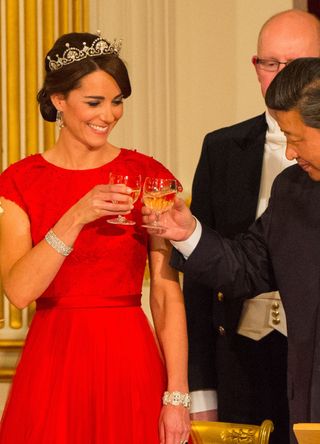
[{"xmin": 47, "ymin": 31, "xmax": 122, "ymax": 72}]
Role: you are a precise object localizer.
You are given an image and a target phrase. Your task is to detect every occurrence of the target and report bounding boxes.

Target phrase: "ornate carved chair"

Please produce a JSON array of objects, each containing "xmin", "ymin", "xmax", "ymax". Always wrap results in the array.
[{"xmin": 190, "ymin": 419, "xmax": 274, "ymax": 444}]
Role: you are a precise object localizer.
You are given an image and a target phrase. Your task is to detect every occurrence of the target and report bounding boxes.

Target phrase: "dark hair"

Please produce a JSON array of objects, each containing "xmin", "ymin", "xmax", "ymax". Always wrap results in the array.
[
  {"xmin": 37, "ymin": 32, "xmax": 131, "ymax": 122},
  {"xmin": 265, "ymin": 57, "xmax": 320, "ymax": 128}
]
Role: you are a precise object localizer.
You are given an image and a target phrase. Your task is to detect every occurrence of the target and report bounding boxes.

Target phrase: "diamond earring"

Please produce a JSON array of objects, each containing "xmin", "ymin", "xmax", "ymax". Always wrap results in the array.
[{"xmin": 56, "ymin": 110, "xmax": 65, "ymax": 129}]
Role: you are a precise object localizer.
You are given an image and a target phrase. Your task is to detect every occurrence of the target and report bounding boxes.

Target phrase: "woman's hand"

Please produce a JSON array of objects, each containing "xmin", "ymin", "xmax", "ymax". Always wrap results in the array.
[
  {"xmin": 66, "ymin": 183, "xmax": 134, "ymax": 227},
  {"xmin": 159, "ymin": 405, "xmax": 190, "ymax": 444}
]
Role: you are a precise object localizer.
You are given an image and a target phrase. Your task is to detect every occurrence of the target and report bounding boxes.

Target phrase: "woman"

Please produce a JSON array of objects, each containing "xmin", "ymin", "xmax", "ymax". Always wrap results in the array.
[{"xmin": 0, "ymin": 32, "xmax": 190, "ymax": 444}]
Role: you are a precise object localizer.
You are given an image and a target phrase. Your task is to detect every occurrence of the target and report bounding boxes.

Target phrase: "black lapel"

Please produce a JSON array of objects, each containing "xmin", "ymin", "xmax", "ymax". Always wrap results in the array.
[{"xmin": 217, "ymin": 114, "xmax": 267, "ymax": 236}]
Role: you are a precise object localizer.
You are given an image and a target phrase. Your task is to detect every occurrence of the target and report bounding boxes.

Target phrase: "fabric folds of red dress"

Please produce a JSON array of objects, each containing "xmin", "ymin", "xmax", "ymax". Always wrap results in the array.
[{"xmin": 0, "ymin": 305, "xmax": 166, "ymax": 443}]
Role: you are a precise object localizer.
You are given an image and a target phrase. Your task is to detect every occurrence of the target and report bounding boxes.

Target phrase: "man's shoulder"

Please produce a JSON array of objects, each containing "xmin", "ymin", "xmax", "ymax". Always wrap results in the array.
[
  {"xmin": 200, "ymin": 114, "xmax": 267, "ymax": 158},
  {"xmin": 204, "ymin": 113, "xmax": 267, "ymax": 143},
  {"xmin": 278, "ymin": 163, "xmax": 299, "ymax": 176},
  {"xmin": 276, "ymin": 163, "xmax": 309, "ymax": 186}
]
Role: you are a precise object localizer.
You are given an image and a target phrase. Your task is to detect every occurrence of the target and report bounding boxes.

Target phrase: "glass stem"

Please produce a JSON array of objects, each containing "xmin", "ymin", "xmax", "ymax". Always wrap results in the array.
[{"xmin": 155, "ymin": 212, "xmax": 160, "ymax": 225}]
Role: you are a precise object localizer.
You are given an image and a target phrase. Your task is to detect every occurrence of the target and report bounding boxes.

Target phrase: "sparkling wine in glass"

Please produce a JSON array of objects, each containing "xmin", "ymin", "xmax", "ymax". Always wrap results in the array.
[
  {"xmin": 141, "ymin": 177, "xmax": 177, "ymax": 229},
  {"xmin": 107, "ymin": 173, "xmax": 141, "ymax": 225}
]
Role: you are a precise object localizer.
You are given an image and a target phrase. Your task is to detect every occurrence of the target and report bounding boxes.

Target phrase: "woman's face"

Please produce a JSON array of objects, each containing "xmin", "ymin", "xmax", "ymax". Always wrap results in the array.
[{"xmin": 54, "ymin": 69, "xmax": 124, "ymax": 149}]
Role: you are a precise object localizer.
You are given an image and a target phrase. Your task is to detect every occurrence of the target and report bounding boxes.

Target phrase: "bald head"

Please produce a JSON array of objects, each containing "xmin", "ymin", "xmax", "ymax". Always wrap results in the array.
[
  {"xmin": 258, "ymin": 9, "xmax": 320, "ymax": 55},
  {"xmin": 254, "ymin": 9, "xmax": 320, "ymax": 97}
]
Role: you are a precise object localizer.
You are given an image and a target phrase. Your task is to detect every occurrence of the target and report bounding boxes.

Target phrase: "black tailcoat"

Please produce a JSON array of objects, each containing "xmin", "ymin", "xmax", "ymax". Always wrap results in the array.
[{"xmin": 184, "ymin": 113, "xmax": 289, "ymax": 443}]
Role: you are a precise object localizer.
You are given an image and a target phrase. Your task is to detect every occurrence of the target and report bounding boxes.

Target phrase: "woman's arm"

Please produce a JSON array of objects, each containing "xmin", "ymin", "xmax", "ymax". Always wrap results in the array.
[
  {"xmin": 149, "ymin": 236, "xmax": 190, "ymax": 444},
  {"xmin": 0, "ymin": 184, "xmax": 133, "ymax": 308}
]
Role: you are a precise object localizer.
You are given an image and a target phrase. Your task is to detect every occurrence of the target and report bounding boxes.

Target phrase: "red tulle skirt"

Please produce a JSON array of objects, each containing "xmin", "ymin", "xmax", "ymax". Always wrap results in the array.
[{"xmin": 0, "ymin": 304, "xmax": 166, "ymax": 443}]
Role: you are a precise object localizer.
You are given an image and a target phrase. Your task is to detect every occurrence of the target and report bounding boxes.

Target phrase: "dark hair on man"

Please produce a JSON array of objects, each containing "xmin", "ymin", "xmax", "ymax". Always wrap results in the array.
[
  {"xmin": 265, "ymin": 57, "xmax": 320, "ymax": 129},
  {"xmin": 37, "ymin": 32, "xmax": 131, "ymax": 122}
]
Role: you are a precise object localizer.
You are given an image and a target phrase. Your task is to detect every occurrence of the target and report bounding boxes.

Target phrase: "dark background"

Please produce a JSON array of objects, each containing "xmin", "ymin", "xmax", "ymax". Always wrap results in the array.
[{"xmin": 308, "ymin": 0, "xmax": 320, "ymax": 19}]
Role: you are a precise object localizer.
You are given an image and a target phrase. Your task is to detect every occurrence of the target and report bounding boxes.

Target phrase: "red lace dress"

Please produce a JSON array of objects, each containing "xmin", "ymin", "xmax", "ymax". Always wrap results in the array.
[{"xmin": 0, "ymin": 149, "xmax": 178, "ymax": 444}]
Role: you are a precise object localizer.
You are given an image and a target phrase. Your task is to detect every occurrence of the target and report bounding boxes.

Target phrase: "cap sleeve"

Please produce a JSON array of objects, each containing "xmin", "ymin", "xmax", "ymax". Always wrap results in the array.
[{"xmin": 0, "ymin": 165, "xmax": 28, "ymax": 213}]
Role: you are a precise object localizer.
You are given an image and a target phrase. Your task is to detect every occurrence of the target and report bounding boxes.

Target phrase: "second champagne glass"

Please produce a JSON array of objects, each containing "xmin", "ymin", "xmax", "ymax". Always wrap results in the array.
[
  {"xmin": 107, "ymin": 173, "xmax": 141, "ymax": 225},
  {"xmin": 141, "ymin": 177, "xmax": 177, "ymax": 229}
]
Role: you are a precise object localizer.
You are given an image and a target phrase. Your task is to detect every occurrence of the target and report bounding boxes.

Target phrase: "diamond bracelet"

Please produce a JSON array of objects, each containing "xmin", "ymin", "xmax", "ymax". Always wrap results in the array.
[
  {"xmin": 162, "ymin": 391, "xmax": 191, "ymax": 409},
  {"xmin": 44, "ymin": 229, "xmax": 73, "ymax": 257}
]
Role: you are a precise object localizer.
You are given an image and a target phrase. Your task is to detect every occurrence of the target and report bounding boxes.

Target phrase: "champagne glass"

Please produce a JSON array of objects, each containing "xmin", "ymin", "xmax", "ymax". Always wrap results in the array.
[
  {"xmin": 141, "ymin": 177, "xmax": 177, "ymax": 229},
  {"xmin": 107, "ymin": 172, "xmax": 141, "ymax": 225}
]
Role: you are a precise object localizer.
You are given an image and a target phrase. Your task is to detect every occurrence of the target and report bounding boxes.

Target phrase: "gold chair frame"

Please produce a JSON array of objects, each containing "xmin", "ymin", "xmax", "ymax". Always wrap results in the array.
[
  {"xmin": 191, "ymin": 419, "xmax": 274, "ymax": 444},
  {"xmin": 294, "ymin": 423, "xmax": 320, "ymax": 444}
]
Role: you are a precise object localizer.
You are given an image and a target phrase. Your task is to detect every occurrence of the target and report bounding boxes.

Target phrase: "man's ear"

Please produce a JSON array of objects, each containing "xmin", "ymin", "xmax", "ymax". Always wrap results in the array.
[{"xmin": 50, "ymin": 93, "xmax": 65, "ymax": 111}]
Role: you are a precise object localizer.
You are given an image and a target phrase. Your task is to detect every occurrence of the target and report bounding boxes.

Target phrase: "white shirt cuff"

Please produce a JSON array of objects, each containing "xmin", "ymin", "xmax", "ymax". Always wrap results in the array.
[
  {"xmin": 190, "ymin": 389, "xmax": 218, "ymax": 414},
  {"xmin": 170, "ymin": 218, "xmax": 202, "ymax": 259}
]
